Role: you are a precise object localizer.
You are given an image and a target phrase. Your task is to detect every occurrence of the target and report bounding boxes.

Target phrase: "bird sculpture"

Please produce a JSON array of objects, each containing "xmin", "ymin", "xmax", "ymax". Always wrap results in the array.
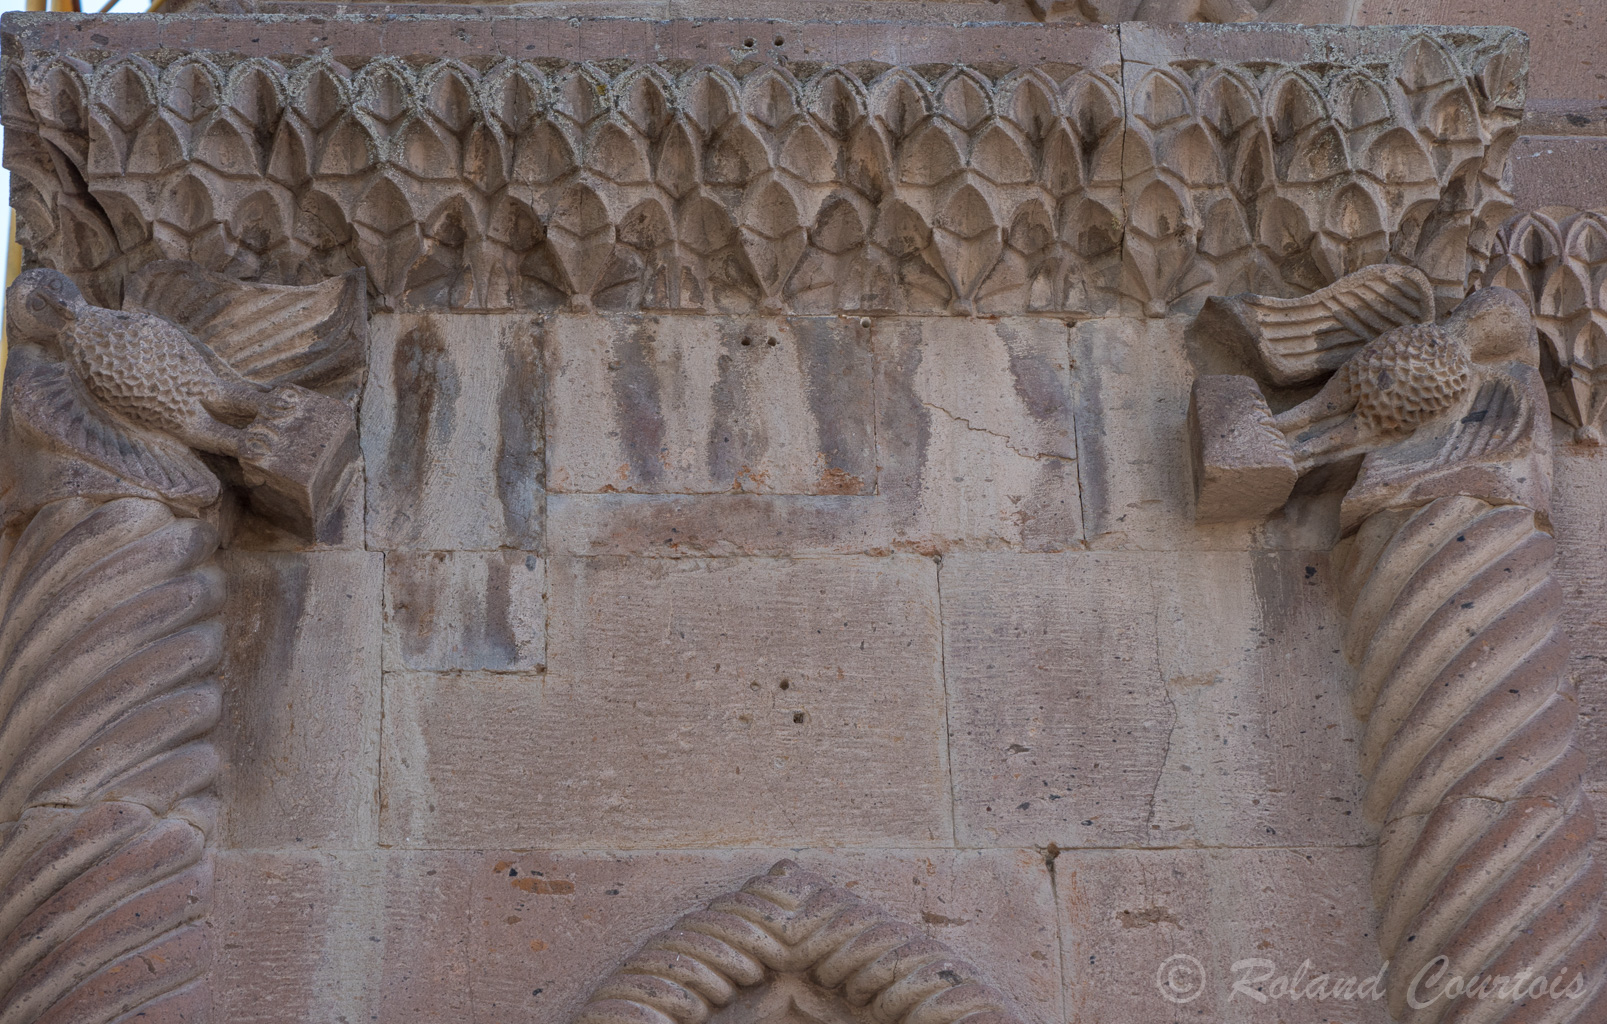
[
  {"xmin": 1267, "ymin": 286, "xmax": 1534, "ymax": 465},
  {"xmin": 5, "ymin": 267, "xmax": 285, "ymax": 459}
]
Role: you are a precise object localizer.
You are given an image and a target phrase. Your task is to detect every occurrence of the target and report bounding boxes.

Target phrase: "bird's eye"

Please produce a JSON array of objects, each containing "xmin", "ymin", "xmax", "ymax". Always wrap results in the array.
[{"xmin": 26, "ymin": 294, "xmax": 45, "ymax": 312}]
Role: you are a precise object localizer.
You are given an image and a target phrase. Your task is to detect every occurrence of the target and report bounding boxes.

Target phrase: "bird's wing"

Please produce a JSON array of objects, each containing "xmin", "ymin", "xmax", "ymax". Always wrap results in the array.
[
  {"xmin": 7, "ymin": 348, "xmax": 219, "ymax": 507},
  {"xmin": 1430, "ymin": 375, "xmax": 1529, "ymax": 468},
  {"xmin": 1193, "ymin": 265, "xmax": 1436, "ymax": 388},
  {"xmin": 124, "ymin": 262, "xmax": 367, "ymax": 402}
]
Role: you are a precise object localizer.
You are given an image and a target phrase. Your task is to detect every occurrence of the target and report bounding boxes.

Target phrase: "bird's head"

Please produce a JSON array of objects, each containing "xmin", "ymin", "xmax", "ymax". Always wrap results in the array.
[
  {"xmin": 1446, "ymin": 286, "xmax": 1538, "ymax": 366},
  {"xmin": 7, "ymin": 269, "xmax": 85, "ymax": 348}
]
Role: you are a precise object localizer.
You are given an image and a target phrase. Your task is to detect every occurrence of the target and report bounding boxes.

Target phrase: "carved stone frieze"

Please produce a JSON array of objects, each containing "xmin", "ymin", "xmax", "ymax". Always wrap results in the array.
[
  {"xmin": 574, "ymin": 859, "xmax": 1028, "ymax": 1024},
  {"xmin": 1482, "ymin": 207, "xmax": 1607, "ymax": 443},
  {"xmin": 1189, "ymin": 270, "xmax": 1606, "ymax": 1022},
  {"xmin": 2, "ymin": 21, "xmax": 1522, "ymax": 317},
  {"xmin": 1030, "ymin": 0, "xmax": 1359, "ymax": 25}
]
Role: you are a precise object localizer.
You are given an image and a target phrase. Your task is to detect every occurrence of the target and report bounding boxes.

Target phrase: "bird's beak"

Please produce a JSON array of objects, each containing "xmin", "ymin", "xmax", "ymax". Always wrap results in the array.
[{"xmin": 39, "ymin": 291, "xmax": 77, "ymax": 321}]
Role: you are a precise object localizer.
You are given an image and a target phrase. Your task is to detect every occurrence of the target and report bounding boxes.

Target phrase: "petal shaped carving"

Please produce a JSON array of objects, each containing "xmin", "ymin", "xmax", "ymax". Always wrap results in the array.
[{"xmin": 9, "ymin": 35, "xmax": 1524, "ymax": 316}]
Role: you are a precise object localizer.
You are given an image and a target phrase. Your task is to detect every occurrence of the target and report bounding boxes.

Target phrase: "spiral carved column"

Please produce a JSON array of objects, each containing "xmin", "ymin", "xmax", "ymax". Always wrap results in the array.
[
  {"xmin": 0, "ymin": 497, "xmax": 224, "ymax": 1024},
  {"xmin": 1334, "ymin": 495, "xmax": 1606, "ymax": 1022},
  {"xmin": 1192, "ymin": 269, "xmax": 1607, "ymax": 1023}
]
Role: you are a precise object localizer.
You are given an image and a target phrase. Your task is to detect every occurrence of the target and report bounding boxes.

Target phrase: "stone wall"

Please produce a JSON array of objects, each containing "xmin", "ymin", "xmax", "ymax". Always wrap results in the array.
[{"xmin": 2, "ymin": 7, "xmax": 1606, "ymax": 1024}]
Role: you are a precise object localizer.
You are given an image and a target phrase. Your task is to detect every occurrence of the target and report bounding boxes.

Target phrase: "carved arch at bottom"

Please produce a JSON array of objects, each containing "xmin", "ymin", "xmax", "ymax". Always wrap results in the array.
[{"xmin": 573, "ymin": 859, "xmax": 1029, "ymax": 1024}]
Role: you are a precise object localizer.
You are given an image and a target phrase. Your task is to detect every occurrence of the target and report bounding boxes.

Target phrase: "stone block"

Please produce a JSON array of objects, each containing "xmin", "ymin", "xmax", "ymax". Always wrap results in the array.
[
  {"xmin": 216, "ymin": 549, "xmax": 382, "ymax": 849},
  {"xmin": 379, "ymin": 669, "xmax": 542, "ymax": 849},
  {"xmin": 942, "ymin": 549, "xmax": 1366, "ymax": 850},
  {"xmin": 876, "ymin": 317, "xmax": 1081, "ymax": 553},
  {"xmin": 1358, "ymin": 0, "xmax": 1607, "ymax": 111},
  {"xmin": 221, "ymin": 454, "xmax": 366, "ymax": 552},
  {"xmin": 1513, "ymin": 136, "xmax": 1607, "ymax": 211},
  {"xmin": 1058, "ymin": 846, "xmax": 1387, "ymax": 1023},
  {"xmin": 1189, "ymin": 375, "xmax": 1298, "ymax": 524},
  {"xmin": 1551, "ymin": 445, "xmax": 1607, "ymax": 788},
  {"xmin": 1074, "ymin": 317, "xmax": 1341, "ymax": 551},
  {"xmin": 463, "ymin": 848, "xmax": 1061, "ymax": 1024},
  {"xmin": 545, "ymin": 314, "xmax": 874, "ymax": 495},
  {"xmin": 546, "ymin": 493, "xmax": 893, "ymax": 557},
  {"xmin": 361, "ymin": 313, "xmax": 543, "ymax": 550},
  {"xmin": 381, "ymin": 555, "xmax": 950, "ymax": 848},
  {"xmin": 384, "ymin": 550, "xmax": 545, "ymax": 672},
  {"xmin": 211, "ymin": 850, "xmax": 473, "ymax": 1024}
]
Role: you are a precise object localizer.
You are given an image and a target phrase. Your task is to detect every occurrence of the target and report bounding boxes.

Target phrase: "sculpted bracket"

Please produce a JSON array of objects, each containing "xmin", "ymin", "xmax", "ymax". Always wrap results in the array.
[{"xmin": 0, "ymin": 263, "xmax": 363, "ymax": 1023}]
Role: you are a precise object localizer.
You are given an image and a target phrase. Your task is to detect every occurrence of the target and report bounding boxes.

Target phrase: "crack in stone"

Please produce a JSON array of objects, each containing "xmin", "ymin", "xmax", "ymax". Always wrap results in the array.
[{"xmin": 919, "ymin": 401, "xmax": 1075, "ymax": 463}]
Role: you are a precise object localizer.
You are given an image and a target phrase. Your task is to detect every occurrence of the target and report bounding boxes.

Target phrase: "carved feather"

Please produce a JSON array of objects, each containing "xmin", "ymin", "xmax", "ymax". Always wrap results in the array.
[
  {"xmin": 6, "ymin": 349, "xmax": 219, "ymax": 510},
  {"xmin": 1195, "ymin": 265, "xmax": 1436, "ymax": 388},
  {"xmin": 124, "ymin": 261, "xmax": 367, "ymax": 401}
]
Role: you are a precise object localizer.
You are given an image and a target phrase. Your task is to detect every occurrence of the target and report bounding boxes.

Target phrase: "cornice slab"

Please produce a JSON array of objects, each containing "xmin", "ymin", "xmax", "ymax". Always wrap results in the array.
[{"xmin": 2, "ymin": 15, "xmax": 1524, "ymax": 316}]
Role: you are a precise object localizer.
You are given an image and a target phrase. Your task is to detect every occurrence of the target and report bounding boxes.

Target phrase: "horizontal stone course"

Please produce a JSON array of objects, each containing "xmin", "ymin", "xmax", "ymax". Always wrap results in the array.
[
  {"xmin": 380, "ymin": 554, "xmax": 953, "ymax": 848},
  {"xmin": 210, "ymin": 847, "xmax": 1061, "ymax": 1024},
  {"xmin": 943, "ymin": 548, "xmax": 1367, "ymax": 850},
  {"xmin": 1059, "ymin": 846, "xmax": 1388, "ymax": 1023}
]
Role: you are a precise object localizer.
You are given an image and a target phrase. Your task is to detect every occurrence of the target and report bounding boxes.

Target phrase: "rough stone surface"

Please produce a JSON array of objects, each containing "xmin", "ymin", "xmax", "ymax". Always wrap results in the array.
[
  {"xmin": 362, "ymin": 314, "xmax": 544, "ymax": 551},
  {"xmin": 544, "ymin": 315, "xmax": 874, "ymax": 496},
  {"xmin": 546, "ymin": 493, "xmax": 893, "ymax": 557},
  {"xmin": 217, "ymin": 549, "xmax": 383, "ymax": 849},
  {"xmin": 877, "ymin": 317, "xmax": 1082, "ymax": 552},
  {"xmin": 1059, "ymin": 846, "xmax": 1388, "ymax": 1023},
  {"xmin": 384, "ymin": 549, "xmax": 546, "ymax": 672},
  {"xmin": 1553, "ymin": 444, "xmax": 1607, "ymax": 788},
  {"xmin": 944, "ymin": 550, "xmax": 1365, "ymax": 850},
  {"xmin": 382, "ymin": 555, "xmax": 950, "ymax": 849},
  {"xmin": 1513, "ymin": 137, "xmax": 1607, "ymax": 210}
]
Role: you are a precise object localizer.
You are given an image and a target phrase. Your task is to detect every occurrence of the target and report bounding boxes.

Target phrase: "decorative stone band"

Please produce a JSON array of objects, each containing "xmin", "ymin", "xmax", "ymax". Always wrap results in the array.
[
  {"xmin": 1336, "ymin": 496, "xmax": 1606, "ymax": 1023},
  {"xmin": 2, "ymin": 16, "xmax": 1521, "ymax": 317},
  {"xmin": 1030, "ymin": 0, "xmax": 1358, "ymax": 24},
  {"xmin": 573, "ymin": 859, "xmax": 1027, "ymax": 1024},
  {"xmin": 1483, "ymin": 209, "xmax": 1607, "ymax": 443},
  {"xmin": 0, "ymin": 498, "xmax": 223, "ymax": 1024}
]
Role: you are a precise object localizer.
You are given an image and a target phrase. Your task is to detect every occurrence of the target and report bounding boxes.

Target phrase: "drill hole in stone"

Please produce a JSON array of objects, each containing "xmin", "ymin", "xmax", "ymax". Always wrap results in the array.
[
  {"xmin": 766, "ymin": 337, "xmax": 778, "ymax": 347},
  {"xmin": 774, "ymin": 35, "xmax": 785, "ymax": 46},
  {"xmin": 792, "ymin": 712, "xmax": 806, "ymax": 724},
  {"xmin": 779, "ymin": 679, "xmax": 790, "ymax": 690},
  {"xmin": 740, "ymin": 336, "xmax": 752, "ymax": 346},
  {"xmin": 743, "ymin": 37, "xmax": 756, "ymax": 48}
]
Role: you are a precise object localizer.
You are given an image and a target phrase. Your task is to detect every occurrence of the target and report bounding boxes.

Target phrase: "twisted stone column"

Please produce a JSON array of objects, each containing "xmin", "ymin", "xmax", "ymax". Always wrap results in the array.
[
  {"xmin": 0, "ymin": 497, "xmax": 224, "ymax": 1024},
  {"xmin": 1338, "ymin": 495, "xmax": 1606, "ymax": 1023},
  {"xmin": 1193, "ymin": 268, "xmax": 1607, "ymax": 1023},
  {"xmin": 0, "ymin": 259, "xmax": 361, "ymax": 1023}
]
